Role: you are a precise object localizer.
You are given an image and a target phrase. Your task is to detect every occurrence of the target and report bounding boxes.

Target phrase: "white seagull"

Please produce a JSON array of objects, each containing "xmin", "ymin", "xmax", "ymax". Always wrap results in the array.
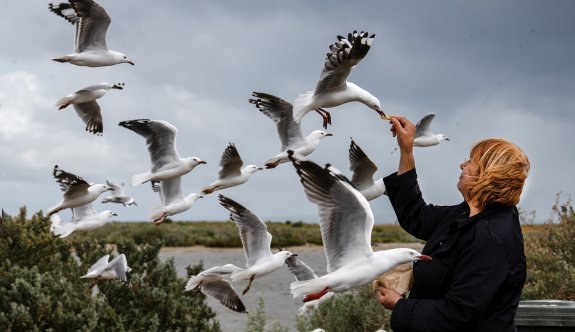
[
  {"xmin": 287, "ymin": 152, "xmax": 431, "ymax": 302},
  {"xmin": 285, "ymin": 254, "xmax": 336, "ymax": 315},
  {"xmin": 201, "ymin": 144, "xmax": 262, "ymax": 195},
  {"xmin": 50, "ymin": 202, "xmax": 116, "ymax": 238},
  {"xmin": 218, "ymin": 195, "xmax": 297, "ymax": 295},
  {"xmin": 56, "ymin": 82, "xmax": 124, "ymax": 135},
  {"xmin": 414, "ymin": 113, "xmax": 449, "ymax": 147},
  {"xmin": 185, "ymin": 264, "xmax": 247, "ymax": 313},
  {"xmin": 118, "ymin": 119, "xmax": 206, "ymax": 187},
  {"xmin": 150, "ymin": 177, "xmax": 203, "ymax": 225},
  {"xmin": 81, "ymin": 254, "xmax": 132, "ymax": 284},
  {"xmin": 101, "ymin": 180, "xmax": 137, "ymax": 207},
  {"xmin": 47, "ymin": 165, "xmax": 112, "ymax": 216},
  {"xmin": 48, "ymin": 0, "xmax": 134, "ymax": 67},
  {"xmin": 293, "ymin": 31, "xmax": 387, "ymax": 128},
  {"xmin": 348, "ymin": 139, "xmax": 386, "ymax": 201},
  {"xmin": 249, "ymin": 92, "xmax": 333, "ymax": 168}
]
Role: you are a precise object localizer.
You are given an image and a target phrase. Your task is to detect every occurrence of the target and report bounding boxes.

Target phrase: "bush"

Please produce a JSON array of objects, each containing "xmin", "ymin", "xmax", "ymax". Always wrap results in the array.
[{"xmin": 0, "ymin": 208, "xmax": 221, "ymax": 331}]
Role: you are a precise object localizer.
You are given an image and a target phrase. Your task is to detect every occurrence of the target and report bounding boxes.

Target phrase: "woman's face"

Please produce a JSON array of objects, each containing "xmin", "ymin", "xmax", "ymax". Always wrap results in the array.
[{"xmin": 457, "ymin": 158, "xmax": 479, "ymax": 197}]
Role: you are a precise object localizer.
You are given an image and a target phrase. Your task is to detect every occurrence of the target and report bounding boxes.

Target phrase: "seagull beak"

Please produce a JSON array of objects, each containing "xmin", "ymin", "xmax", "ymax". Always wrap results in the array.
[
  {"xmin": 112, "ymin": 213, "xmax": 118, "ymax": 216},
  {"xmin": 199, "ymin": 161, "xmax": 207, "ymax": 164},
  {"xmin": 415, "ymin": 255, "xmax": 432, "ymax": 261},
  {"xmin": 292, "ymin": 253, "xmax": 298, "ymax": 257},
  {"xmin": 445, "ymin": 138, "xmax": 450, "ymax": 141},
  {"xmin": 326, "ymin": 133, "xmax": 333, "ymax": 137},
  {"xmin": 127, "ymin": 60, "xmax": 135, "ymax": 65},
  {"xmin": 257, "ymin": 167, "xmax": 264, "ymax": 171},
  {"xmin": 198, "ymin": 195, "xmax": 204, "ymax": 199}
]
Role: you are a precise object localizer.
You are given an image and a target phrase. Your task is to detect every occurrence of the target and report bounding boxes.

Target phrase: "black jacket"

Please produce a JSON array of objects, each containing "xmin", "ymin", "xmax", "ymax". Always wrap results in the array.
[{"xmin": 384, "ymin": 169, "xmax": 526, "ymax": 332}]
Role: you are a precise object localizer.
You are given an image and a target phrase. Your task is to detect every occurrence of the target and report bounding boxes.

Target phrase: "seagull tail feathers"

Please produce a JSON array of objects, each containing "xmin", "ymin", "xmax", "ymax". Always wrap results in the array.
[
  {"xmin": 290, "ymin": 278, "xmax": 328, "ymax": 299},
  {"xmin": 293, "ymin": 91, "xmax": 314, "ymax": 122},
  {"xmin": 130, "ymin": 172, "xmax": 151, "ymax": 186},
  {"xmin": 52, "ymin": 222, "xmax": 76, "ymax": 238}
]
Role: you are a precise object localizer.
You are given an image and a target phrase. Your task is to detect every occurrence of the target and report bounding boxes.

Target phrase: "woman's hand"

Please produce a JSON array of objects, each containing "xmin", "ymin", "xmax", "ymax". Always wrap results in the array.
[
  {"xmin": 390, "ymin": 116, "xmax": 416, "ymax": 154},
  {"xmin": 376, "ymin": 287, "xmax": 402, "ymax": 310}
]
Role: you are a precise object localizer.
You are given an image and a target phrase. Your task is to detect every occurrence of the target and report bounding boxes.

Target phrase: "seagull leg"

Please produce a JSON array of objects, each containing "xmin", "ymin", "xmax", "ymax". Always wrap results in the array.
[
  {"xmin": 303, "ymin": 287, "xmax": 330, "ymax": 302},
  {"xmin": 154, "ymin": 213, "xmax": 167, "ymax": 226},
  {"xmin": 314, "ymin": 109, "xmax": 332, "ymax": 129},
  {"xmin": 265, "ymin": 160, "xmax": 280, "ymax": 169},
  {"xmin": 242, "ymin": 275, "xmax": 255, "ymax": 295}
]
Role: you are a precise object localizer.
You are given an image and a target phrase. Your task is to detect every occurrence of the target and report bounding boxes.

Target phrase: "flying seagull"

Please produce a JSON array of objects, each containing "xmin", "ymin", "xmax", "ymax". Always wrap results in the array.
[
  {"xmin": 81, "ymin": 254, "xmax": 132, "ymax": 285},
  {"xmin": 118, "ymin": 119, "xmax": 206, "ymax": 187},
  {"xmin": 287, "ymin": 152, "xmax": 431, "ymax": 302},
  {"xmin": 348, "ymin": 139, "xmax": 386, "ymax": 201},
  {"xmin": 293, "ymin": 31, "xmax": 387, "ymax": 128},
  {"xmin": 56, "ymin": 82, "xmax": 124, "ymax": 135},
  {"xmin": 249, "ymin": 92, "xmax": 332, "ymax": 168},
  {"xmin": 414, "ymin": 113, "xmax": 449, "ymax": 147},
  {"xmin": 201, "ymin": 143, "xmax": 262, "ymax": 195},
  {"xmin": 50, "ymin": 202, "xmax": 116, "ymax": 238},
  {"xmin": 185, "ymin": 264, "xmax": 247, "ymax": 313},
  {"xmin": 48, "ymin": 0, "xmax": 134, "ymax": 67},
  {"xmin": 47, "ymin": 165, "xmax": 112, "ymax": 216},
  {"xmin": 150, "ymin": 177, "xmax": 203, "ymax": 225},
  {"xmin": 218, "ymin": 194, "xmax": 297, "ymax": 295},
  {"xmin": 101, "ymin": 180, "xmax": 137, "ymax": 207}
]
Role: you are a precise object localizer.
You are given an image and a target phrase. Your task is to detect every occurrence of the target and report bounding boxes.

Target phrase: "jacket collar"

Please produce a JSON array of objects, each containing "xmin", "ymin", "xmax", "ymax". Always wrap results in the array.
[{"xmin": 454, "ymin": 202, "xmax": 513, "ymax": 229}]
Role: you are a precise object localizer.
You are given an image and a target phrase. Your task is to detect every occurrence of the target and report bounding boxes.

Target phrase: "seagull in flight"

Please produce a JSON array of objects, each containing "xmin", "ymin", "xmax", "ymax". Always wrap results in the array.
[
  {"xmin": 47, "ymin": 165, "xmax": 112, "ymax": 216},
  {"xmin": 348, "ymin": 139, "xmax": 386, "ymax": 201},
  {"xmin": 101, "ymin": 180, "xmax": 137, "ymax": 207},
  {"xmin": 118, "ymin": 119, "xmax": 206, "ymax": 188},
  {"xmin": 150, "ymin": 177, "xmax": 203, "ymax": 225},
  {"xmin": 293, "ymin": 31, "xmax": 387, "ymax": 128},
  {"xmin": 249, "ymin": 92, "xmax": 332, "ymax": 168},
  {"xmin": 48, "ymin": 0, "xmax": 134, "ymax": 67},
  {"xmin": 287, "ymin": 152, "xmax": 431, "ymax": 302},
  {"xmin": 185, "ymin": 264, "xmax": 247, "ymax": 313},
  {"xmin": 414, "ymin": 113, "xmax": 449, "ymax": 147},
  {"xmin": 50, "ymin": 202, "xmax": 116, "ymax": 238},
  {"xmin": 56, "ymin": 82, "xmax": 124, "ymax": 135},
  {"xmin": 81, "ymin": 254, "xmax": 132, "ymax": 286},
  {"xmin": 218, "ymin": 195, "xmax": 297, "ymax": 295},
  {"xmin": 201, "ymin": 143, "xmax": 262, "ymax": 195}
]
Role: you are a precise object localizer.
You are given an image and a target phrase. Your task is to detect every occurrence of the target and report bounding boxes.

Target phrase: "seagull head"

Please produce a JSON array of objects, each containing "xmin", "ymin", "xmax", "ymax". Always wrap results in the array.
[
  {"xmin": 276, "ymin": 250, "xmax": 297, "ymax": 261},
  {"xmin": 111, "ymin": 83, "xmax": 125, "ymax": 90},
  {"xmin": 111, "ymin": 51, "xmax": 135, "ymax": 65},
  {"xmin": 91, "ymin": 183, "xmax": 114, "ymax": 194},
  {"xmin": 183, "ymin": 157, "xmax": 207, "ymax": 170},
  {"xmin": 101, "ymin": 210, "xmax": 117, "ymax": 219},
  {"xmin": 309, "ymin": 130, "xmax": 333, "ymax": 140},
  {"xmin": 243, "ymin": 165, "xmax": 263, "ymax": 174},
  {"xmin": 384, "ymin": 248, "xmax": 432, "ymax": 264},
  {"xmin": 439, "ymin": 134, "xmax": 450, "ymax": 142},
  {"xmin": 359, "ymin": 92, "xmax": 386, "ymax": 118}
]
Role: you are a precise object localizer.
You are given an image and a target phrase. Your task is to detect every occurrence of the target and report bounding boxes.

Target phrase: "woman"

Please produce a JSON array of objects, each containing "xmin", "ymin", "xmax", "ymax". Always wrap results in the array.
[{"xmin": 376, "ymin": 116, "xmax": 530, "ymax": 331}]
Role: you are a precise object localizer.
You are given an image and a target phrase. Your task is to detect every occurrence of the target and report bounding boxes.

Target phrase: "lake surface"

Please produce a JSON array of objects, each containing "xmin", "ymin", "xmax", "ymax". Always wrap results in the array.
[{"xmin": 159, "ymin": 243, "xmax": 423, "ymax": 332}]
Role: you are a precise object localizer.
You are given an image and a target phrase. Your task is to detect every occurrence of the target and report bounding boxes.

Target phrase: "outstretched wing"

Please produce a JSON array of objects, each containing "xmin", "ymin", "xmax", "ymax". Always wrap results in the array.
[
  {"xmin": 200, "ymin": 279, "xmax": 247, "ymax": 313},
  {"xmin": 415, "ymin": 113, "xmax": 436, "ymax": 138},
  {"xmin": 107, "ymin": 254, "xmax": 129, "ymax": 282},
  {"xmin": 69, "ymin": 0, "xmax": 111, "ymax": 52},
  {"xmin": 285, "ymin": 255, "xmax": 318, "ymax": 281},
  {"xmin": 118, "ymin": 119, "xmax": 180, "ymax": 172},
  {"xmin": 71, "ymin": 201, "xmax": 97, "ymax": 222},
  {"xmin": 73, "ymin": 101, "xmax": 103, "ymax": 135},
  {"xmin": 218, "ymin": 195, "xmax": 272, "ymax": 268},
  {"xmin": 218, "ymin": 143, "xmax": 243, "ymax": 179},
  {"xmin": 249, "ymin": 92, "xmax": 306, "ymax": 151},
  {"xmin": 86, "ymin": 254, "xmax": 110, "ymax": 274},
  {"xmin": 53, "ymin": 165, "xmax": 90, "ymax": 200},
  {"xmin": 159, "ymin": 177, "xmax": 184, "ymax": 206},
  {"xmin": 289, "ymin": 152, "xmax": 374, "ymax": 273},
  {"xmin": 349, "ymin": 139, "xmax": 377, "ymax": 190},
  {"xmin": 106, "ymin": 180, "xmax": 125, "ymax": 196},
  {"xmin": 315, "ymin": 31, "xmax": 375, "ymax": 95}
]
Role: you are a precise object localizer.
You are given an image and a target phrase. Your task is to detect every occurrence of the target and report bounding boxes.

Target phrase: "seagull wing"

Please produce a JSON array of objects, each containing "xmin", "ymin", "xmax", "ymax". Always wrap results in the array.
[
  {"xmin": 53, "ymin": 165, "xmax": 90, "ymax": 200},
  {"xmin": 73, "ymin": 101, "xmax": 103, "ymax": 135},
  {"xmin": 106, "ymin": 180, "xmax": 124, "ymax": 196},
  {"xmin": 71, "ymin": 201, "xmax": 97, "ymax": 222},
  {"xmin": 249, "ymin": 92, "xmax": 306, "ymax": 151},
  {"xmin": 218, "ymin": 143, "xmax": 243, "ymax": 179},
  {"xmin": 69, "ymin": 0, "xmax": 111, "ymax": 52},
  {"xmin": 415, "ymin": 113, "xmax": 436, "ymax": 138},
  {"xmin": 315, "ymin": 31, "xmax": 375, "ymax": 95},
  {"xmin": 107, "ymin": 254, "xmax": 129, "ymax": 282},
  {"xmin": 86, "ymin": 254, "xmax": 110, "ymax": 274},
  {"xmin": 159, "ymin": 177, "xmax": 184, "ymax": 206},
  {"xmin": 285, "ymin": 255, "xmax": 318, "ymax": 281},
  {"xmin": 289, "ymin": 154, "xmax": 374, "ymax": 273},
  {"xmin": 49, "ymin": 2, "xmax": 80, "ymax": 25},
  {"xmin": 218, "ymin": 195, "xmax": 273, "ymax": 268},
  {"xmin": 349, "ymin": 139, "xmax": 377, "ymax": 190},
  {"xmin": 200, "ymin": 279, "xmax": 247, "ymax": 313},
  {"xmin": 118, "ymin": 119, "xmax": 180, "ymax": 172}
]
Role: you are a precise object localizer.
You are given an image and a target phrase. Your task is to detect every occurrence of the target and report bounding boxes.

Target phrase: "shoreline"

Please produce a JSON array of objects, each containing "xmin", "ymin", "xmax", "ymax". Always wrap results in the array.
[{"xmin": 159, "ymin": 241, "xmax": 425, "ymax": 253}]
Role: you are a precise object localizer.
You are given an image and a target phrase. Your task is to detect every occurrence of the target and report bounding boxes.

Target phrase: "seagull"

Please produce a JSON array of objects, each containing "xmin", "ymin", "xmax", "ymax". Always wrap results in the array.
[
  {"xmin": 348, "ymin": 139, "xmax": 386, "ymax": 201},
  {"xmin": 56, "ymin": 82, "xmax": 124, "ymax": 135},
  {"xmin": 118, "ymin": 119, "xmax": 206, "ymax": 187},
  {"xmin": 218, "ymin": 194, "xmax": 297, "ymax": 295},
  {"xmin": 201, "ymin": 144, "xmax": 262, "ymax": 195},
  {"xmin": 101, "ymin": 180, "xmax": 137, "ymax": 207},
  {"xmin": 80, "ymin": 254, "xmax": 132, "ymax": 284},
  {"xmin": 287, "ymin": 151, "xmax": 431, "ymax": 302},
  {"xmin": 150, "ymin": 177, "xmax": 203, "ymax": 225},
  {"xmin": 185, "ymin": 264, "xmax": 247, "ymax": 313},
  {"xmin": 285, "ymin": 254, "xmax": 336, "ymax": 315},
  {"xmin": 293, "ymin": 31, "xmax": 387, "ymax": 129},
  {"xmin": 249, "ymin": 92, "xmax": 333, "ymax": 169},
  {"xmin": 47, "ymin": 165, "xmax": 112, "ymax": 216},
  {"xmin": 413, "ymin": 113, "xmax": 449, "ymax": 147},
  {"xmin": 50, "ymin": 202, "xmax": 116, "ymax": 238},
  {"xmin": 48, "ymin": 0, "xmax": 134, "ymax": 67}
]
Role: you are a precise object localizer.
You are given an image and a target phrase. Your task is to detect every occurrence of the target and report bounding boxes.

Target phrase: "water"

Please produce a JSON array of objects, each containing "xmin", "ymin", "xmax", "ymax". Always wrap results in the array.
[{"xmin": 159, "ymin": 243, "xmax": 423, "ymax": 332}]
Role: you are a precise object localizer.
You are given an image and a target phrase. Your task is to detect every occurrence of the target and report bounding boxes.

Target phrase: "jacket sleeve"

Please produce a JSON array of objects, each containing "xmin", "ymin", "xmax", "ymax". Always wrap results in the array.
[
  {"xmin": 390, "ymin": 226, "xmax": 509, "ymax": 332},
  {"xmin": 384, "ymin": 168, "xmax": 455, "ymax": 241}
]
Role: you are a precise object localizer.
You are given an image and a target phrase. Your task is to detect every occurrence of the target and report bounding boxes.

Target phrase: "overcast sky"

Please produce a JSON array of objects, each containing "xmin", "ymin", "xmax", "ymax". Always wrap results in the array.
[{"xmin": 1, "ymin": 0, "xmax": 573, "ymax": 224}]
